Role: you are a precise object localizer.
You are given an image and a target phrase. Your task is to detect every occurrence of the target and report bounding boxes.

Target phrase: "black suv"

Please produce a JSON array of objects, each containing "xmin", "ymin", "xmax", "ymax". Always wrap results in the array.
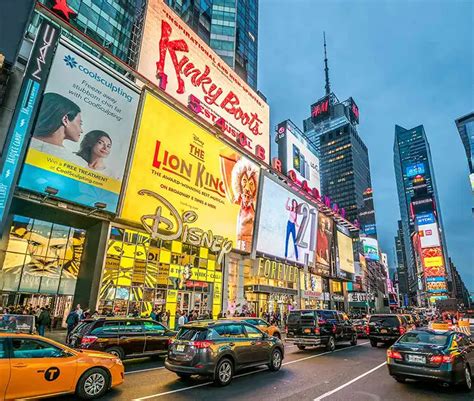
[
  {"xmin": 367, "ymin": 314, "xmax": 409, "ymax": 347},
  {"xmin": 286, "ymin": 309, "xmax": 357, "ymax": 351},
  {"xmin": 165, "ymin": 320, "xmax": 284, "ymax": 386},
  {"xmin": 67, "ymin": 318, "xmax": 176, "ymax": 359}
]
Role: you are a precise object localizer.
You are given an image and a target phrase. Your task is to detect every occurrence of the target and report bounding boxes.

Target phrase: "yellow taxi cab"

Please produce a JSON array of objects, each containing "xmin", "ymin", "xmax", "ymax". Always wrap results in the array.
[{"xmin": 0, "ymin": 332, "xmax": 124, "ymax": 400}]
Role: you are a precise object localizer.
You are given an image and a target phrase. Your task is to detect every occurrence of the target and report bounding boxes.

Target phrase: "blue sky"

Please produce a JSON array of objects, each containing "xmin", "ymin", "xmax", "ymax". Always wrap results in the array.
[{"xmin": 258, "ymin": 0, "xmax": 473, "ymax": 290}]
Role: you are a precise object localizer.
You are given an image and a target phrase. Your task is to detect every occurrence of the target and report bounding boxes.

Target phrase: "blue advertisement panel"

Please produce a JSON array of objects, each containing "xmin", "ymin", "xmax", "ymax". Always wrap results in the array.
[
  {"xmin": 406, "ymin": 162, "xmax": 425, "ymax": 178},
  {"xmin": 18, "ymin": 42, "xmax": 139, "ymax": 212},
  {"xmin": 0, "ymin": 22, "xmax": 59, "ymax": 234},
  {"xmin": 415, "ymin": 212, "xmax": 435, "ymax": 226}
]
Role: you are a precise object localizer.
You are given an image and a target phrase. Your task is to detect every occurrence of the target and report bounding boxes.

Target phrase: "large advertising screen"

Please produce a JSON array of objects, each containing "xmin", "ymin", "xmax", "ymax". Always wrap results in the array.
[
  {"xmin": 406, "ymin": 162, "xmax": 425, "ymax": 178},
  {"xmin": 315, "ymin": 212, "xmax": 333, "ymax": 268},
  {"xmin": 121, "ymin": 91, "xmax": 260, "ymax": 254},
  {"xmin": 255, "ymin": 175, "xmax": 318, "ymax": 265},
  {"xmin": 138, "ymin": 0, "xmax": 270, "ymax": 162},
  {"xmin": 336, "ymin": 230, "xmax": 354, "ymax": 273},
  {"xmin": 275, "ymin": 122, "xmax": 320, "ymax": 192},
  {"xmin": 418, "ymin": 222, "xmax": 441, "ymax": 249},
  {"xmin": 421, "ymin": 247, "xmax": 444, "ymax": 268},
  {"xmin": 18, "ymin": 43, "xmax": 139, "ymax": 212},
  {"xmin": 361, "ymin": 237, "xmax": 379, "ymax": 261}
]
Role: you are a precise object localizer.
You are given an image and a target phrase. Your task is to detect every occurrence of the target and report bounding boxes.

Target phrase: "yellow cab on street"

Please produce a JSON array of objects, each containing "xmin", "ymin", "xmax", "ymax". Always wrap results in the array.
[{"xmin": 0, "ymin": 331, "xmax": 124, "ymax": 400}]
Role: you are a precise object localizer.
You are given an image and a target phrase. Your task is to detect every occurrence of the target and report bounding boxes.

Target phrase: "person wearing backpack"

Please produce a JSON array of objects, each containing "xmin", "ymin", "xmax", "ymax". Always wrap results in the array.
[{"xmin": 37, "ymin": 307, "xmax": 51, "ymax": 336}]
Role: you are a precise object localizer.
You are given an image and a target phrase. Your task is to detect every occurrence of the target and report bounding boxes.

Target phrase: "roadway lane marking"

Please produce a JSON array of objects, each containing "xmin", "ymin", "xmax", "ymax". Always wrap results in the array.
[
  {"xmin": 132, "ymin": 342, "xmax": 369, "ymax": 400},
  {"xmin": 125, "ymin": 366, "xmax": 166, "ymax": 375},
  {"xmin": 313, "ymin": 361, "xmax": 387, "ymax": 401},
  {"xmin": 283, "ymin": 342, "xmax": 369, "ymax": 366}
]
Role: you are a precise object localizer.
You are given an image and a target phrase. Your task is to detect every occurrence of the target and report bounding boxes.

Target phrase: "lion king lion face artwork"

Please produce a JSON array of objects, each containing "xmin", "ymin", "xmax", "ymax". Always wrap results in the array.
[
  {"xmin": 1, "ymin": 216, "xmax": 85, "ymax": 280},
  {"xmin": 231, "ymin": 158, "xmax": 259, "ymax": 252}
]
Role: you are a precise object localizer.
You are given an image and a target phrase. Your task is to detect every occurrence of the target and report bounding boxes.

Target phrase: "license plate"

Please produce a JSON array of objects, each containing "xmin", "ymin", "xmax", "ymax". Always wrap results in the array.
[
  {"xmin": 407, "ymin": 355, "xmax": 425, "ymax": 364},
  {"xmin": 304, "ymin": 328, "xmax": 311, "ymax": 334},
  {"xmin": 176, "ymin": 344, "xmax": 185, "ymax": 352},
  {"xmin": 380, "ymin": 329, "xmax": 388, "ymax": 334}
]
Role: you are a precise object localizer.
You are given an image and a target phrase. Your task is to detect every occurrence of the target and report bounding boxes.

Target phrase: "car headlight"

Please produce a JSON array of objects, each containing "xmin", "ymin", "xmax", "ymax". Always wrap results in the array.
[{"xmin": 114, "ymin": 358, "xmax": 123, "ymax": 366}]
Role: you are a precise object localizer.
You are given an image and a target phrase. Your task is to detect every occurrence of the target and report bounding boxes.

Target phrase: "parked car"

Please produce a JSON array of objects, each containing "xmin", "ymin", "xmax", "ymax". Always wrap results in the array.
[
  {"xmin": 367, "ymin": 314, "xmax": 409, "ymax": 347},
  {"xmin": 223, "ymin": 317, "xmax": 281, "ymax": 338},
  {"xmin": 165, "ymin": 320, "xmax": 284, "ymax": 386},
  {"xmin": 0, "ymin": 332, "xmax": 123, "ymax": 400},
  {"xmin": 352, "ymin": 319, "xmax": 368, "ymax": 338},
  {"xmin": 285, "ymin": 309, "xmax": 357, "ymax": 351},
  {"xmin": 387, "ymin": 329, "xmax": 473, "ymax": 391},
  {"xmin": 67, "ymin": 318, "xmax": 176, "ymax": 360}
]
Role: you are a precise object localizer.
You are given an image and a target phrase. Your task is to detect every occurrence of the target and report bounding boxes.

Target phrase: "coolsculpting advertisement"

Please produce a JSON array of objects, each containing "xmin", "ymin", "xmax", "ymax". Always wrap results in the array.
[{"xmin": 18, "ymin": 43, "xmax": 140, "ymax": 212}]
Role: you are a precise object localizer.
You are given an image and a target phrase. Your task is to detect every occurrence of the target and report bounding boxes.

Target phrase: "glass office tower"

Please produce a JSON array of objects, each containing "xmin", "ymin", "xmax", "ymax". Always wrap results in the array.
[
  {"xmin": 393, "ymin": 124, "xmax": 450, "ymax": 304},
  {"xmin": 455, "ymin": 112, "xmax": 474, "ymax": 214},
  {"xmin": 166, "ymin": 0, "xmax": 258, "ymax": 88}
]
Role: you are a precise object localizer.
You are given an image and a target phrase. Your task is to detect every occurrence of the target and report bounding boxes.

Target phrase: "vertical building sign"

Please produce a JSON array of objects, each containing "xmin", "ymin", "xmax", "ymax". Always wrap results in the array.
[{"xmin": 0, "ymin": 21, "xmax": 59, "ymax": 233}]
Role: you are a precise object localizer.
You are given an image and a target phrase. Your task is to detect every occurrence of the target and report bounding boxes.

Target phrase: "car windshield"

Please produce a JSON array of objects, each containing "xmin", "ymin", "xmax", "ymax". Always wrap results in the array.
[
  {"xmin": 72, "ymin": 321, "xmax": 95, "ymax": 335},
  {"xmin": 399, "ymin": 332, "xmax": 449, "ymax": 346},
  {"xmin": 369, "ymin": 316, "xmax": 399, "ymax": 326},
  {"xmin": 288, "ymin": 311, "xmax": 316, "ymax": 323},
  {"xmin": 177, "ymin": 327, "xmax": 208, "ymax": 341}
]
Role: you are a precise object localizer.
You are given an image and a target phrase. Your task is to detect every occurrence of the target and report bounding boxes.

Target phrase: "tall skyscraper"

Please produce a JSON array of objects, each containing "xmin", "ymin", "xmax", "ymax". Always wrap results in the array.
[
  {"xmin": 393, "ymin": 124, "xmax": 450, "ymax": 306},
  {"xmin": 394, "ymin": 219, "xmax": 409, "ymax": 305},
  {"xmin": 37, "ymin": 0, "xmax": 146, "ymax": 67},
  {"xmin": 455, "ymin": 112, "xmax": 474, "ymax": 214},
  {"xmin": 303, "ymin": 95, "xmax": 370, "ymax": 223},
  {"xmin": 166, "ymin": 0, "xmax": 258, "ymax": 88}
]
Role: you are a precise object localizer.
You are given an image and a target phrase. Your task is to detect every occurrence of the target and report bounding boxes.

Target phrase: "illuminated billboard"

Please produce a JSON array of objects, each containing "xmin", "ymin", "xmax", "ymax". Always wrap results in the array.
[
  {"xmin": 18, "ymin": 43, "xmax": 139, "ymax": 212},
  {"xmin": 121, "ymin": 91, "xmax": 260, "ymax": 255},
  {"xmin": 311, "ymin": 96, "xmax": 330, "ymax": 123},
  {"xmin": 255, "ymin": 174, "xmax": 318, "ymax": 265},
  {"xmin": 361, "ymin": 237, "xmax": 379, "ymax": 261},
  {"xmin": 138, "ymin": 0, "xmax": 270, "ymax": 162},
  {"xmin": 421, "ymin": 247, "xmax": 444, "ymax": 268},
  {"xmin": 418, "ymin": 222, "xmax": 441, "ymax": 249},
  {"xmin": 336, "ymin": 229, "xmax": 354, "ymax": 273},
  {"xmin": 426, "ymin": 281, "xmax": 448, "ymax": 293},
  {"xmin": 275, "ymin": 121, "xmax": 320, "ymax": 192},
  {"xmin": 315, "ymin": 212, "xmax": 334, "ymax": 269},
  {"xmin": 406, "ymin": 162, "xmax": 425, "ymax": 178}
]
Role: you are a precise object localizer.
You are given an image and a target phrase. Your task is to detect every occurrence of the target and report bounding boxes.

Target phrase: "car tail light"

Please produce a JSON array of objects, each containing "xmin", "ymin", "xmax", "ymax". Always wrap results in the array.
[
  {"xmin": 332, "ymin": 324, "xmax": 337, "ymax": 334},
  {"xmin": 399, "ymin": 326, "xmax": 406, "ymax": 335},
  {"xmin": 190, "ymin": 340, "xmax": 212, "ymax": 349},
  {"xmin": 365, "ymin": 325, "xmax": 370, "ymax": 335},
  {"xmin": 80, "ymin": 336, "xmax": 98, "ymax": 347},
  {"xmin": 314, "ymin": 327, "xmax": 320, "ymax": 334},
  {"xmin": 429, "ymin": 355, "xmax": 453, "ymax": 364},
  {"xmin": 168, "ymin": 337, "xmax": 175, "ymax": 346},
  {"xmin": 285, "ymin": 326, "xmax": 288, "ymax": 334},
  {"xmin": 318, "ymin": 319, "xmax": 326, "ymax": 325},
  {"xmin": 387, "ymin": 349, "xmax": 403, "ymax": 360}
]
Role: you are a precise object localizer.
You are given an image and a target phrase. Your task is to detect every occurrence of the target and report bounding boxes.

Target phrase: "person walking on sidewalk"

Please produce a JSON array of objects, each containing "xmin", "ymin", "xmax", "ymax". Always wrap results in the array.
[{"xmin": 37, "ymin": 307, "xmax": 51, "ymax": 336}]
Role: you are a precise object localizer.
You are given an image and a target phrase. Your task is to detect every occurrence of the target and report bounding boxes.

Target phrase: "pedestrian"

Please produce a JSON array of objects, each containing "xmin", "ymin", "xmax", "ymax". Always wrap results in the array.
[
  {"xmin": 66, "ymin": 308, "xmax": 79, "ymax": 336},
  {"xmin": 76, "ymin": 304, "xmax": 83, "ymax": 320},
  {"xmin": 178, "ymin": 312, "xmax": 185, "ymax": 327},
  {"xmin": 37, "ymin": 307, "xmax": 51, "ymax": 336}
]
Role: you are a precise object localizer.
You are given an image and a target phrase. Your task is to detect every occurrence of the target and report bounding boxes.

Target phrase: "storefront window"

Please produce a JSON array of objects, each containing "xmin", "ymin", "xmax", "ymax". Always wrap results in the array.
[
  {"xmin": 0, "ymin": 215, "xmax": 85, "ymax": 297},
  {"xmin": 99, "ymin": 226, "xmax": 224, "ymax": 328}
]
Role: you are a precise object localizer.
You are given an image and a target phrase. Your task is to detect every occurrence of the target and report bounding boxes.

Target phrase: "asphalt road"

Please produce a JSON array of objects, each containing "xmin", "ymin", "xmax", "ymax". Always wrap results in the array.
[{"xmin": 52, "ymin": 339, "xmax": 473, "ymax": 401}]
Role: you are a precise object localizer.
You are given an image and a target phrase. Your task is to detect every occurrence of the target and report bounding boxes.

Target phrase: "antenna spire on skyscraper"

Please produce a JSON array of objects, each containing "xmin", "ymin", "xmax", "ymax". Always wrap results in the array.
[{"xmin": 323, "ymin": 31, "xmax": 331, "ymax": 96}]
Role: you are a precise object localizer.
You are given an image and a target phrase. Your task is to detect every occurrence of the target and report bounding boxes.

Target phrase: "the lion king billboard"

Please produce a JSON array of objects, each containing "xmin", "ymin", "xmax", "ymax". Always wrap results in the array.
[{"xmin": 120, "ymin": 90, "xmax": 260, "ymax": 255}]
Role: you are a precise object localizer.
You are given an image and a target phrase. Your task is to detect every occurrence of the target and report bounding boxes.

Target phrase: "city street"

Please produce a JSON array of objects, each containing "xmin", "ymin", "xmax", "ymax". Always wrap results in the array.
[{"xmin": 53, "ymin": 341, "xmax": 473, "ymax": 401}]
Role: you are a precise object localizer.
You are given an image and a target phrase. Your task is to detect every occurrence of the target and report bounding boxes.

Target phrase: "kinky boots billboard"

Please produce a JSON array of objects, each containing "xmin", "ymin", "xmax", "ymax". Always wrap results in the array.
[{"xmin": 137, "ymin": 0, "xmax": 270, "ymax": 162}]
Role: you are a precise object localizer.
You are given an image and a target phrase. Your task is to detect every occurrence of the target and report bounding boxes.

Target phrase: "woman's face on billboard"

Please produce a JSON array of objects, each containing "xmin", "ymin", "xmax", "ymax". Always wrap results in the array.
[
  {"xmin": 64, "ymin": 112, "xmax": 83, "ymax": 142},
  {"xmin": 92, "ymin": 136, "xmax": 112, "ymax": 159}
]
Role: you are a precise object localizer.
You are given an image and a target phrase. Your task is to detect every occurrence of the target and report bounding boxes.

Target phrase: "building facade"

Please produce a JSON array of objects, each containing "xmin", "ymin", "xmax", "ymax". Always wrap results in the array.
[
  {"xmin": 394, "ymin": 219, "xmax": 409, "ymax": 306},
  {"xmin": 393, "ymin": 124, "xmax": 450, "ymax": 306},
  {"xmin": 303, "ymin": 96, "xmax": 370, "ymax": 224},
  {"xmin": 455, "ymin": 112, "xmax": 474, "ymax": 214},
  {"xmin": 166, "ymin": 0, "xmax": 258, "ymax": 88}
]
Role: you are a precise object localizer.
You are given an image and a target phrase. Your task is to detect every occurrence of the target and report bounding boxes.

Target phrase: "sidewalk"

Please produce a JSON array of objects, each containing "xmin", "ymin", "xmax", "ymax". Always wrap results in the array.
[{"xmin": 44, "ymin": 329, "xmax": 67, "ymax": 344}]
